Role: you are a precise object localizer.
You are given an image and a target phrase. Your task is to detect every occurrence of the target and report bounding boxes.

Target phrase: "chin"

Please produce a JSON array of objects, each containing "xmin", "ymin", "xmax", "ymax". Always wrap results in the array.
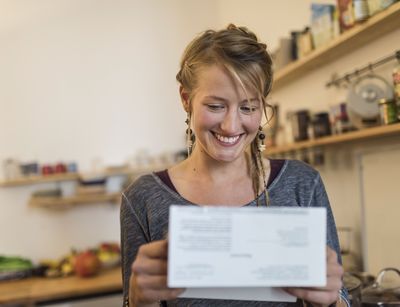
[{"xmin": 211, "ymin": 150, "xmax": 243, "ymax": 163}]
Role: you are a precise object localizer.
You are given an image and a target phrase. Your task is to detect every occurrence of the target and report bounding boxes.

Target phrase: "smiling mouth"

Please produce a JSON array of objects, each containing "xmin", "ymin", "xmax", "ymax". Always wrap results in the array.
[{"xmin": 212, "ymin": 132, "xmax": 242, "ymax": 145}]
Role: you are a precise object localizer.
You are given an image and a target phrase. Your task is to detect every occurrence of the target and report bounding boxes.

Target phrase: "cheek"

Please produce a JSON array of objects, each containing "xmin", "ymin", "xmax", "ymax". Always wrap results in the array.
[
  {"xmin": 244, "ymin": 114, "xmax": 262, "ymax": 133},
  {"xmin": 194, "ymin": 111, "xmax": 218, "ymax": 128}
]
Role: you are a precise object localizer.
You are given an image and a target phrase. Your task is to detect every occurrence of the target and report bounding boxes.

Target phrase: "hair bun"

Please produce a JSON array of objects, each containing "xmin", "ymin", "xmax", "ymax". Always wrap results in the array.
[{"xmin": 226, "ymin": 23, "xmax": 261, "ymax": 46}]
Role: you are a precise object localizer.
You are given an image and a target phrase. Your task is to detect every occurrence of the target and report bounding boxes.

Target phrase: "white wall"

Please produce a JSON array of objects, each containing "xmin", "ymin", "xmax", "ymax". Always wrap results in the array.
[
  {"xmin": 0, "ymin": 0, "xmax": 219, "ymax": 261},
  {"xmin": 216, "ymin": 0, "xmax": 315, "ymax": 50},
  {"xmin": 1, "ymin": 0, "xmax": 399, "ymax": 271}
]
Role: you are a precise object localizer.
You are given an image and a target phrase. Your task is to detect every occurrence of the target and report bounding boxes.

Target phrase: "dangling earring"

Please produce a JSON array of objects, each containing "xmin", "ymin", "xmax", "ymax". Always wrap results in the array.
[
  {"xmin": 185, "ymin": 113, "xmax": 194, "ymax": 156},
  {"xmin": 257, "ymin": 126, "xmax": 266, "ymax": 152}
]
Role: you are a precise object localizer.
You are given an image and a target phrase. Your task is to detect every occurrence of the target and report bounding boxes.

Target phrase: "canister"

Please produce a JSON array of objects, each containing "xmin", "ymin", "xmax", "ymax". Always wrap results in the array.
[
  {"xmin": 379, "ymin": 98, "xmax": 398, "ymax": 124},
  {"xmin": 354, "ymin": 0, "xmax": 369, "ymax": 21}
]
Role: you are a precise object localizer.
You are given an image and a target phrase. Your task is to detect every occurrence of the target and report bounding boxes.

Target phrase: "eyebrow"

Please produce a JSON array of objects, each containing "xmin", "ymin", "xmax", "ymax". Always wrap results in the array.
[{"xmin": 204, "ymin": 95, "xmax": 260, "ymax": 104}]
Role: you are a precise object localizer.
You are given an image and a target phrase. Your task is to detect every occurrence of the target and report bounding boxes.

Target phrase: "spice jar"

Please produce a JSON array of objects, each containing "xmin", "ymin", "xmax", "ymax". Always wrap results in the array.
[{"xmin": 379, "ymin": 98, "xmax": 398, "ymax": 125}]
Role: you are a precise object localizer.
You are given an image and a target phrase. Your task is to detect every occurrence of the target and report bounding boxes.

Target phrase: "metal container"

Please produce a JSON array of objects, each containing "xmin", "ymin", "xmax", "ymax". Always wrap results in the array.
[
  {"xmin": 362, "ymin": 268, "xmax": 400, "ymax": 306},
  {"xmin": 379, "ymin": 98, "xmax": 398, "ymax": 125},
  {"xmin": 354, "ymin": 0, "xmax": 370, "ymax": 21}
]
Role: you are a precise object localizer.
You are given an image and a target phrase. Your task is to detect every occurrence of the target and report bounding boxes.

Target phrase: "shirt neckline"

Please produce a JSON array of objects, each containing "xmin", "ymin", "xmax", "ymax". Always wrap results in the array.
[{"xmin": 152, "ymin": 159, "xmax": 288, "ymax": 207}]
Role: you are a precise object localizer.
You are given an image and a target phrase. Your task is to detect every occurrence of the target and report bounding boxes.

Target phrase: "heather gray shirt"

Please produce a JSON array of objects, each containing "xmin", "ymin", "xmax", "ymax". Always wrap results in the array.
[{"xmin": 120, "ymin": 159, "xmax": 347, "ymax": 307}]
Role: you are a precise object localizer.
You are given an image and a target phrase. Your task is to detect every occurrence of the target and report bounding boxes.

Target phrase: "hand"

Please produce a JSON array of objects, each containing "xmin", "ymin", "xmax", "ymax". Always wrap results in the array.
[
  {"xmin": 129, "ymin": 240, "xmax": 185, "ymax": 306},
  {"xmin": 283, "ymin": 246, "xmax": 344, "ymax": 307}
]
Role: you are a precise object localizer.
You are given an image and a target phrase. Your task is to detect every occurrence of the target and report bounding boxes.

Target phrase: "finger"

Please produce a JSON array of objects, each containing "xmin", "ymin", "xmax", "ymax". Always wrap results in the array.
[
  {"xmin": 284, "ymin": 287, "xmax": 339, "ymax": 306},
  {"xmin": 137, "ymin": 288, "xmax": 185, "ymax": 302},
  {"xmin": 294, "ymin": 276, "xmax": 343, "ymax": 291},
  {"xmin": 327, "ymin": 262, "xmax": 344, "ymax": 278},
  {"xmin": 132, "ymin": 258, "xmax": 167, "ymax": 275},
  {"xmin": 138, "ymin": 240, "xmax": 168, "ymax": 259},
  {"xmin": 135, "ymin": 274, "xmax": 168, "ymax": 290}
]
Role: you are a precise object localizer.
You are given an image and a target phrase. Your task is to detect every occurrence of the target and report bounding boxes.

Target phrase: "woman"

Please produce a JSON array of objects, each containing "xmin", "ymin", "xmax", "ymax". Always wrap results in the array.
[{"xmin": 120, "ymin": 24, "xmax": 349, "ymax": 307}]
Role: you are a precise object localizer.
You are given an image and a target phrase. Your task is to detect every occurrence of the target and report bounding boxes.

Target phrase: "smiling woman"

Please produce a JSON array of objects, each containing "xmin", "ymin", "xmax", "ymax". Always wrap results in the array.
[
  {"xmin": 176, "ymin": 25, "xmax": 273, "ymax": 205},
  {"xmin": 120, "ymin": 24, "xmax": 350, "ymax": 307}
]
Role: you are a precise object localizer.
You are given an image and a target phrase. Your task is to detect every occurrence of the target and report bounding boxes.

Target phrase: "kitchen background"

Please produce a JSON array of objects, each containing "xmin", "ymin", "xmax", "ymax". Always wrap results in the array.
[{"xmin": 1, "ymin": 0, "xmax": 399, "ymax": 306}]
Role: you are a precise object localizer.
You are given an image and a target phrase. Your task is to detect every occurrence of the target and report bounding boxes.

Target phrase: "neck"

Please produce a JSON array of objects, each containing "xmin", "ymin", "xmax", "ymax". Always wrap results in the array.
[{"xmin": 185, "ymin": 148, "xmax": 250, "ymax": 183}]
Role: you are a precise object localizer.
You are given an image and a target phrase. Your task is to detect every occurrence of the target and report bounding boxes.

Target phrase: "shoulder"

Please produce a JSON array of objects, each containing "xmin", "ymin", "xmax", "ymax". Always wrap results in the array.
[
  {"xmin": 269, "ymin": 160, "xmax": 328, "ymax": 208},
  {"xmin": 270, "ymin": 159, "xmax": 322, "ymax": 196},
  {"xmin": 122, "ymin": 173, "xmax": 161, "ymax": 204},
  {"xmin": 283, "ymin": 159, "xmax": 320, "ymax": 180}
]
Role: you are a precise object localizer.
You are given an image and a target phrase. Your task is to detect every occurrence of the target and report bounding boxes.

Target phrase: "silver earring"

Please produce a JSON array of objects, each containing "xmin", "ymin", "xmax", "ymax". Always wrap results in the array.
[
  {"xmin": 185, "ymin": 114, "xmax": 194, "ymax": 156},
  {"xmin": 257, "ymin": 127, "xmax": 266, "ymax": 152}
]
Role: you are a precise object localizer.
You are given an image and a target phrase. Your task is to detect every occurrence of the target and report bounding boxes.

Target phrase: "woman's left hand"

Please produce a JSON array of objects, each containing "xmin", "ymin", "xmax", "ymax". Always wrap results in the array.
[{"xmin": 283, "ymin": 246, "xmax": 344, "ymax": 307}]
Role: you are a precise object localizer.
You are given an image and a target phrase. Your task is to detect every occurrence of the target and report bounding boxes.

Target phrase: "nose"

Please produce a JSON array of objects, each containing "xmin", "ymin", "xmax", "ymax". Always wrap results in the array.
[{"xmin": 220, "ymin": 109, "xmax": 240, "ymax": 134}]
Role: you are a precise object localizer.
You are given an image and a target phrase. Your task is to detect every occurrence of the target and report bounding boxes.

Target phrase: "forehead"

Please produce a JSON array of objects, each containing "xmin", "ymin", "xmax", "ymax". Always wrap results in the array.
[{"xmin": 194, "ymin": 65, "xmax": 256, "ymax": 99}]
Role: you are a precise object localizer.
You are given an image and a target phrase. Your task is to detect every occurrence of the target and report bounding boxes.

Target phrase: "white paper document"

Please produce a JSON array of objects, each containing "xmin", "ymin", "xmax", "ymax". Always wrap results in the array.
[{"xmin": 168, "ymin": 205, "xmax": 326, "ymax": 302}]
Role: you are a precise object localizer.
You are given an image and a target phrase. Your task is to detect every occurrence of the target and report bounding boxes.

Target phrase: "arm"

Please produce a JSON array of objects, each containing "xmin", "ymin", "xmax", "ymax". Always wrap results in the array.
[
  {"xmin": 120, "ymin": 192, "xmax": 184, "ymax": 307},
  {"xmin": 285, "ymin": 174, "xmax": 350, "ymax": 307}
]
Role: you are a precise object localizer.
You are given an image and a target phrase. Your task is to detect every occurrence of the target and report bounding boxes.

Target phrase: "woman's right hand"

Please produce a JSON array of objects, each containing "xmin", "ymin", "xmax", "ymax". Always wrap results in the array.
[{"xmin": 129, "ymin": 239, "xmax": 185, "ymax": 306}]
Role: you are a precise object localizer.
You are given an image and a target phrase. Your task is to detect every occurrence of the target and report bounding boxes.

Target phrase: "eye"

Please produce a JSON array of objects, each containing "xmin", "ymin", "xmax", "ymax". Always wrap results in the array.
[
  {"xmin": 207, "ymin": 104, "xmax": 225, "ymax": 111},
  {"xmin": 240, "ymin": 105, "xmax": 258, "ymax": 114}
]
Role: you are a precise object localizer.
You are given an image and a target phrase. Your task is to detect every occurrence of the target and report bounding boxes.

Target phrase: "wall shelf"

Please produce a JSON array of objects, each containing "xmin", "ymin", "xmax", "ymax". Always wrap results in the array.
[
  {"xmin": 267, "ymin": 123, "xmax": 400, "ymax": 155},
  {"xmin": 273, "ymin": 2, "xmax": 400, "ymax": 90},
  {"xmin": 1, "ymin": 164, "xmax": 169, "ymax": 208},
  {"xmin": 29, "ymin": 193, "xmax": 121, "ymax": 209},
  {"xmin": 0, "ymin": 165, "xmax": 163, "ymax": 187},
  {"xmin": 0, "ymin": 172, "xmax": 80, "ymax": 187}
]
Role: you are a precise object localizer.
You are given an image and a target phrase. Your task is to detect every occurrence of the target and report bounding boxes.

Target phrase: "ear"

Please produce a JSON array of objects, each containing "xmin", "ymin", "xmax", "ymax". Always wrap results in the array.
[{"xmin": 179, "ymin": 86, "xmax": 191, "ymax": 113}]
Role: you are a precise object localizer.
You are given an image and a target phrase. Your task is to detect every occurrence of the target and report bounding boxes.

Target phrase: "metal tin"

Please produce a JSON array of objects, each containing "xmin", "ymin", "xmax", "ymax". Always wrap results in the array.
[
  {"xmin": 354, "ymin": 0, "xmax": 370, "ymax": 21},
  {"xmin": 361, "ymin": 268, "xmax": 400, "ymax": 306},
  {"xmin": 379, "ymin": 98, "xmax": 398, "ymax": 125}
]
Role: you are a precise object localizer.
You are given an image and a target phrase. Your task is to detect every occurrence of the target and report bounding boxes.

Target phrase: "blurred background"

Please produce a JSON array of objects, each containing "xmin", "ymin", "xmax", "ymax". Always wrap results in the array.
[{"xmin": 1, "ymin": 0, "xmax": 399, "ymax": 306}]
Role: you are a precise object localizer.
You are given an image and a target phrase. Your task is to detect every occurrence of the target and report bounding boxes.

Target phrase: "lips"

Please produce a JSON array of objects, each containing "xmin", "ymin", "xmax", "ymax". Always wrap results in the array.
[{"xmin": 212, "ymin": 132, "xmax": 242, "ymax": 145}]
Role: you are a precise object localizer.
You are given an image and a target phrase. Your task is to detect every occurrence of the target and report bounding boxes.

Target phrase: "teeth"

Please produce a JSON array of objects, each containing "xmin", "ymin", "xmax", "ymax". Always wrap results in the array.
[{"xmin": 214, "ymin": 133, "xmax": 240, "ymax": 144}]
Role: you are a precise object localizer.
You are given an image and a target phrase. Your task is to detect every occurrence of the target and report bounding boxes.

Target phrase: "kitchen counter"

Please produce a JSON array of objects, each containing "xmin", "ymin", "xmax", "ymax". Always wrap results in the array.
[{"xmin": 0, "ymin": 267, "xmax": 122, "ymax": 306}]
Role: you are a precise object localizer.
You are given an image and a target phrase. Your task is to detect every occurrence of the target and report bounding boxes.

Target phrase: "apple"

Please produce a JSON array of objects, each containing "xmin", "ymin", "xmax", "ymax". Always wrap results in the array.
[{"xmin": 74, "ymin": 250, "xmax": 101, "ymax": 277}]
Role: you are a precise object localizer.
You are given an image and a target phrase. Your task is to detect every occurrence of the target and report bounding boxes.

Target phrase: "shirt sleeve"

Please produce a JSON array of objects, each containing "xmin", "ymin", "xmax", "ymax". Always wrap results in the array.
[
  {"xmin": 309, "ymin": 175, "xmax": 350, "ymax": 306},
  {"xmin": 120, "ymin": 192, "xmax": 151, "ymax": 305}
]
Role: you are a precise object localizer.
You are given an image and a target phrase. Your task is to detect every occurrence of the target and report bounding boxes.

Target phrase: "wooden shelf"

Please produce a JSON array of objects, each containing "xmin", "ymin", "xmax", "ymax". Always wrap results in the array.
[
  {"xmin": 0, "ymin": 172, "xmax": 80, "ymax": 187},
  {"xmin": 29, "ymin": 193, "xmax": 121, "ymax": 209},
  {"xmin": 273, "ymin": 2, "xmax": 400, "ymax": 90},
  {"xmin": 267, "ymin": 123, "xmax": 400, "ymax": 155},
  {"xmin": 0, "ymin": 267, "xmax": 121, "ymax": 305},
  {"xmin": 0, "ymin": 165, "xmax": 164, "ymax": 187}
]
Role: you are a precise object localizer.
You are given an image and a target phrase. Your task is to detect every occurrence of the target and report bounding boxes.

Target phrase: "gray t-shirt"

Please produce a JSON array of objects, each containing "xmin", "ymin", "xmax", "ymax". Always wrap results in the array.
[{"xmin": 120, "ymin": 159, "xmax": 346, "ymax": 306}]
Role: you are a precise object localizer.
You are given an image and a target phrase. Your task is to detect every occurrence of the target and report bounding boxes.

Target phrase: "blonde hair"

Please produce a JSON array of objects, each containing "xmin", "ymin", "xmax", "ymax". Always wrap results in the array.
[{"xmin": 176, "ymin": 24, "xmax": 274, "ymax": 205}]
